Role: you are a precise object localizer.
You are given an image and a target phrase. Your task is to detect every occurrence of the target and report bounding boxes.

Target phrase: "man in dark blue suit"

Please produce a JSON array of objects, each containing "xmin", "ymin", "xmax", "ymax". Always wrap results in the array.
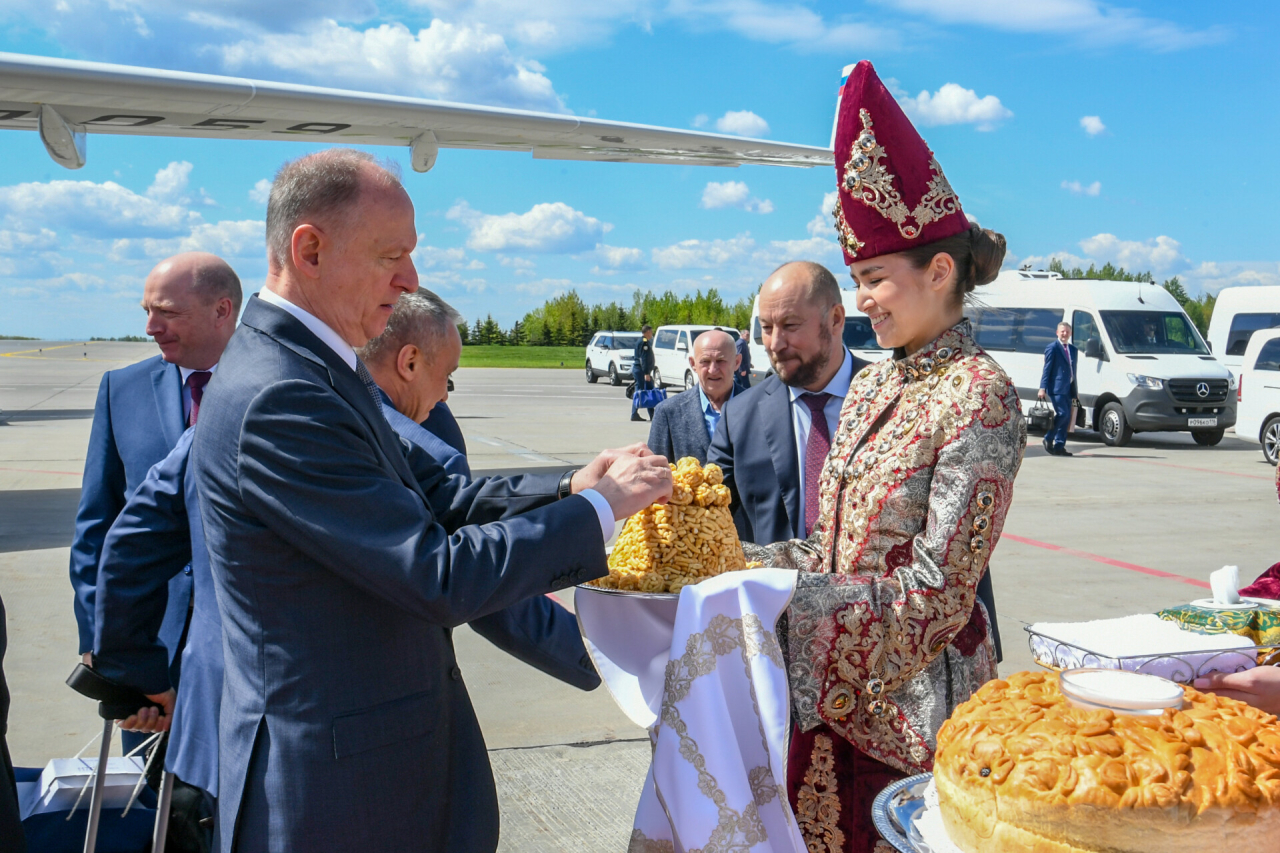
[
  {"xmin": 709, "ymin": 263, "xmax": 866, "ymax": 545},
  {"xmin": 1038, "ymin": 321, "xmax": 1079, "ymax": 457},
  {"xmin": 70, "ymin": 252, "xmax": 240, "ymax": 751},
  {"xmin": 192, "ymin": 150, "xmax": 670, "ymax": 853},
  {"xmin": 734, "ymin": 328, "xmax": 752, "ymax": 391},
  {"xmin": 359, "ymin": 288, "xmax": 599, "ymax": 690},
  {"xmin": 93, "ymin": 428, "xmax": 219, "ymax": 845},
  {"xmin": 648, "ymin": 329, "xmax": 739, "ymax": 465}
]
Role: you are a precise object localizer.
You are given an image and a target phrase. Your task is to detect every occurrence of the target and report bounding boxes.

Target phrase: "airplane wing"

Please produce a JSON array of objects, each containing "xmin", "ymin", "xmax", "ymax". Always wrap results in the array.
[{"xmin": 0, "ymin": 52, "xmax": 834, "ymax": 172}]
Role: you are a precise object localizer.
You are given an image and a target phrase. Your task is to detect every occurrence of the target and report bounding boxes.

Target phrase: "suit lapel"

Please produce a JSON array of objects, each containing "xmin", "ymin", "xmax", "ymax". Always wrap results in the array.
[
  {"xmin": 761, "ymin": 379, "xmax": 801, "ymax": 537},
  {"xmin": 241, "ymin": 298, "xmax": 423, "ymax": 496},
  {"xmin": 151, "ymin": 360, "xmax": 184, "ymax": 448}
]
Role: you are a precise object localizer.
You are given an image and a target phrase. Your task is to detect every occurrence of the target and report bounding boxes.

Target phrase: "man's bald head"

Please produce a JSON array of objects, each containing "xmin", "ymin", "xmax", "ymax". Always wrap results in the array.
[
  {"xmin": 142, "ymin": 252, "xmax": 241, "ymax": 370},
  {"xmin": 689, "ymin": 328, "xmax": 739, "ymax": 406},
  {"xmin": 762, "ymin": 261, "xmax": 840, "ymax": 312}
]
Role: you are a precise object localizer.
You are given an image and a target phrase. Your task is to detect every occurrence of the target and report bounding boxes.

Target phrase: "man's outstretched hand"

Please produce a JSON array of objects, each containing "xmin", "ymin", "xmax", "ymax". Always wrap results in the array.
[
  {"xmin": 118, "ymin": 688, "xmax": 176, "ymax": 733},
  {"xmin": 571, "ymin": 443, "xmax": 654, "ymax": 494},
  {"xmin": 592, "ymin": 453, "xmax": 672, "ymax": 521},
  {"xmin": 1195, "ymin": 667, "xmax": 1280, "ymax": 715}
]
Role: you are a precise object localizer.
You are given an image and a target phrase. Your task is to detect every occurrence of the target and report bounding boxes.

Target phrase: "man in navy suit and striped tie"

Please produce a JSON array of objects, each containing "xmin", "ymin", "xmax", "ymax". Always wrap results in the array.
[{"xmin": 1039, "ymin": 321, "xmax": 1079, "ymax": 457}]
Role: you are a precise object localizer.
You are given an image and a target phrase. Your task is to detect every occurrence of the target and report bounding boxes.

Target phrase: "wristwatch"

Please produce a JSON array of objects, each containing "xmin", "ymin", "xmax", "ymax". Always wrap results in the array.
[{"xmin": 558, "ymin": 468, "xmax": 579, "ymax": 500}]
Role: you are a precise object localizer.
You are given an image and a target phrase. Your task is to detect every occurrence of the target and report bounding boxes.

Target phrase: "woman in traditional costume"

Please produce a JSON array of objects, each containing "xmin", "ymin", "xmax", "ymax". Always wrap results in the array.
[{"xmin": 748, "ymin": 61, "xmax": 1027, "ymax": 853}]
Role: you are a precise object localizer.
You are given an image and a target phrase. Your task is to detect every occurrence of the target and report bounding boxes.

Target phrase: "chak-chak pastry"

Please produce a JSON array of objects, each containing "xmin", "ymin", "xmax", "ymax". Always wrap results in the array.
[{"xmin": 934, "ymin": 670, "xmax": 1280, "ymax": 852}]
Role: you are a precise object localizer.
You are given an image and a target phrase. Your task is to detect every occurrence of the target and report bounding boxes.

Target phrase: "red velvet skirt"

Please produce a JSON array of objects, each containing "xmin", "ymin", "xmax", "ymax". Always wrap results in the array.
[{"xmin": 787, "ymin": 724, "xmax": 907, "ymax": 853}]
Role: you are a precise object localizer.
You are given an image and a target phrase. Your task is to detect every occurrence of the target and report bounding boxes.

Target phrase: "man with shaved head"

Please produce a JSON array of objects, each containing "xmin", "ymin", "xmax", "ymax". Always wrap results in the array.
[
  {"xmin": 70, "ymin": 251, "xmax": 240, "ymax": 728},
  {"xmin": 648, "ymin": 328, "xmax": 740, "ymax": 464},
  {"xmin": 708, "ymin": 261, "xmax": 863, "ymax": 545}
]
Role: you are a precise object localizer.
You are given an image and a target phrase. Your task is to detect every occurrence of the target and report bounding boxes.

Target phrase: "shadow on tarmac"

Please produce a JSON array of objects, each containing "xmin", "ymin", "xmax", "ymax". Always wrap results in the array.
[{"xmin": 0, "ymin": 489, "xmax": 78, "ymax": 552}]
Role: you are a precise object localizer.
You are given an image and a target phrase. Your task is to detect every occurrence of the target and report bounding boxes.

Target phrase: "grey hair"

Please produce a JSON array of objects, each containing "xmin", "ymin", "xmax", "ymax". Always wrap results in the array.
[
  {"xmin": 191, "ymin": 256, "xmax": 243, "ymax": 314},
  {"xmin": 357, "ymin": 289, "xmax": 463, "ymax": 366},
  {"xmin": 767, "ymin": 261, "xmax": 840, "ymax": 311},
  {"xmin": 265, "ymin": 148, "xmax": 403, "ymax": 268}
]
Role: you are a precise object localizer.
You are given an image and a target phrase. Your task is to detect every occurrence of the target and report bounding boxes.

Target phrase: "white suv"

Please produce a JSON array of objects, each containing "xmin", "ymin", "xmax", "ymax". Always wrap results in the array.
[
  {"xmin": 651, "ymin": 325, "xmax": 741, "ymax": 390},
  {"xmin": 585, "ymin": 331, "xmax": 642, "ymax": 386},
  {"xmin": 1235, "ymin": 328, "xmax": 1280, "ymax": 464}
]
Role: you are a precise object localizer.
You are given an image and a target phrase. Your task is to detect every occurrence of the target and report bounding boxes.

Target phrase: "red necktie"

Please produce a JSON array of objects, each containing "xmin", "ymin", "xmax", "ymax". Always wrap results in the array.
[
  {"xmin": 1062, "ymin": 343, "xmax": 1073, "ymax": 381},
  {"xmin": 801, "ymin": 392, "xmax": 833, "ymax": 538},
  {"xmin": 187, "ymin": 371, "xmax": 212, "ymax": 426}
]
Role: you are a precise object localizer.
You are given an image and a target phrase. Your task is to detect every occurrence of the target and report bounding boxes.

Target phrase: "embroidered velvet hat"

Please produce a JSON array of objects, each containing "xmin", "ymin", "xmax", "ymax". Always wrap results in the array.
[{"xmin": 832, "ymin": 60, "xmax": 970, "ymax": 265}]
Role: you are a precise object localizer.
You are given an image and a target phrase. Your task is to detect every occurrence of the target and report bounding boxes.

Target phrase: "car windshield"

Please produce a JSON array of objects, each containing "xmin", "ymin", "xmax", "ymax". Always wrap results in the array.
[
  {"xmin": 689, "ymin": 328, "xmax": 740, "ymax": 342},
  {"xmin": 843, "ymin": 316, "xmax": 888, "ymax": 350},
  {"xmin": 1099, "ymin": 311, "xmax": 1209, "ymax": 355},
  {"xmin": 612, "ymin": 335, "xmax": 640, "ymax": 349}
]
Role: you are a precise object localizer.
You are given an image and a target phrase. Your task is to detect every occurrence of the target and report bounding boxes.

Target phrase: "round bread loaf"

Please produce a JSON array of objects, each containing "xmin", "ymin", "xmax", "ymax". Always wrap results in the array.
[{"xmin": 934, "ymin": 670, "xmax": 1280, "ymax": 852}]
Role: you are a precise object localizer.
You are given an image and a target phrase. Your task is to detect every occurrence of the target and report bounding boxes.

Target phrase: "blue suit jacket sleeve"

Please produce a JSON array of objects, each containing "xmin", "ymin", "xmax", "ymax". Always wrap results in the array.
[
  {"xmin": 232, "ymin": 380, "xmax": 606, "ymax": 628},
  {"xmin": 93, "ymin": 431, "xmax": 194, "ymax": 695},
  {"xmin": 1040, "ymin": 342, "xmax": 1056, "ymax": 391},
  {"xmin": 70, "ymin": 373, "xmax": 128, "ymax": 653},
  {"xmin": 468, "ymin": 597, "xmax": 599, "ymax": 691}
]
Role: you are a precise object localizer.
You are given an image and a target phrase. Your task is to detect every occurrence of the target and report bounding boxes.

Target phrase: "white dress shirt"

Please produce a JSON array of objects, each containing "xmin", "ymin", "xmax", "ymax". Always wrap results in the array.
[
  {"xmin": 255, "ymin": 289, "xmax": 616, "ymax": 539},
  {"xmin": 178, "ymin": 363, "xmax": 218, "ymax": 424},
  {"xmin": 788, "ymin": 349, "xmax": 855, "ymax": 527}
]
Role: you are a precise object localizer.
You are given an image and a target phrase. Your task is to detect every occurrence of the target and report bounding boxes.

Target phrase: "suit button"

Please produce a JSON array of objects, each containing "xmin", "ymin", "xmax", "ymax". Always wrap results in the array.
[
  {"xmin": 183, "ymin": 565, "xmax": 192, "ymax": 575},
  {"xmin": 450, "ymin": 666, "xmax": 462, "ymax": 682}
]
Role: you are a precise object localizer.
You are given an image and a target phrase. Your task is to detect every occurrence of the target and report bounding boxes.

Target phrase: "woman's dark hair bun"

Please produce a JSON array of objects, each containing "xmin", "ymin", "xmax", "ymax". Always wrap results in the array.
[{"xmin": 968, "ymin": 226, "xmax": 1006, "ymax": 289}]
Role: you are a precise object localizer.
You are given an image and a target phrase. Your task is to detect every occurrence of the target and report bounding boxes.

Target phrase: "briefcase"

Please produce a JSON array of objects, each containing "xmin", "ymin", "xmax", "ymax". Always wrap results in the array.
[
  {"xmin": 634, "ymin": 389, "xmax": 667, "ymax": 409},
  {"xmin": 1027, "ymin": 400, "xmax": 1054, "ymax": 433}
]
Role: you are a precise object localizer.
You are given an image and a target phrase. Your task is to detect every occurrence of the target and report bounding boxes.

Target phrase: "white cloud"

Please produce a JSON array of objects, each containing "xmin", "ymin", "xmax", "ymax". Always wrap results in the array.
[
  {"xmin": 1080, "ymin": 115, "xmax": 1106, "ymax": 136},
  {"xmin": 753, "ymin": 236, "xmax": 843, "ymax": 268},
  {"xmin": 107, "ymin": 219, "xmax": 265, "ymax": 261},
  {"xmin": 0, "ymin": 228, "xmax": 59, "ymax": 253},
  {"xmin": 807, "ymin": 190, "xmax": 840, "ymax": 237},
  {"xmin": 897, "ymin": 83, "xmax": 1012, "ymax": 130},
  {"xmin": 1079, "ymin": 233, "xmax": 1185, "ymax": 272},
  {"xmin": 147, "ymin": 161, "xmax": 192, "ymax": 203},
  {"xmin": 594, "ymin": 244, "xmax": 647, "ymax": 271},
  {"xmin": 218, "ymin": 19, "xmax": 567, "ymax": 112},
  {"xmin": 1061, "ymin": 180, "xmax": 1101, "ymax": 196},
  {"xmin": 249, "ymin": 179, "xmax": 273, "ymax": 205},
  {"xmin": 713, "ymin": 110, "xmax": 770, "ymax": 138},
  {"xmin": 700, "ymin": 181, "xmax": 773, "ymax": 214},
  {"xmin": 447, "ymin": 200, "xmax": 610, "ymax": 253},
  {"xmin": 652, "ymin": 234, "xmax": 757, "ymax": 270},
  {"xmin": 1183, "ymin": 261, "xmax": 1280, "ymax": 295},
  {"xmin": 692, "ymin": 113, "xmax": 709, "ymax": 128},
  {"xmin": 881, "ymin": 0, "xmax": 1227, "ymax": 51},
  {"xmin": 0, "ymin": 179, "xmax": 202, "ymax": 238}
]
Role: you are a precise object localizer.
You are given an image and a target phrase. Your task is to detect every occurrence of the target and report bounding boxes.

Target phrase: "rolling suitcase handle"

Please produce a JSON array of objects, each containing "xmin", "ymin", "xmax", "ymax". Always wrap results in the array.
[{"xmin": 66, "ymin": 663, "xmax": 170, "ymax": 853}]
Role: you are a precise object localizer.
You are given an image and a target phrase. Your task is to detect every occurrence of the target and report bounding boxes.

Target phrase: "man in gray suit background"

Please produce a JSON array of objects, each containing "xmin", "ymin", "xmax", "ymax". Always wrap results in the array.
[
  {"xmin": 190, "ymin": 149, "xmax": 671, "ymax": 852},
  {"xmin": 647, "ymin": 329, "xmax": 739, "ymax": 465}
]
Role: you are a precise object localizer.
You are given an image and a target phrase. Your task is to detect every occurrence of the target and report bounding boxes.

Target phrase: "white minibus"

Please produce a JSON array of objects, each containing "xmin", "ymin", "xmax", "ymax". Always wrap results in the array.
[
  {"xmin": 1234, "ymin": 328, "xmax": 1280, "ymax": 465},
  {"xmin": 973, "ymin": 271, "xmax": 1234, "ymax": 447},
  {"xmin": 747, "ymin": 290, "xmax": 889, "ymax": 382},
  {"xmin": 1205, "ymin": 285, "xmax": 1280, "ymax": 373},
  {"xmin": 650, "ymin": 325, "xmax": 740, "ymax": 390}
]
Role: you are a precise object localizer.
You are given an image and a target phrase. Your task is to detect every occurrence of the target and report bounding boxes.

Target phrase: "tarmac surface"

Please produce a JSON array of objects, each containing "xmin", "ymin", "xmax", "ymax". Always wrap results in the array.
[{"xmin": 3, "ymin": 339, "xmax": 1279, "ymax": 850}]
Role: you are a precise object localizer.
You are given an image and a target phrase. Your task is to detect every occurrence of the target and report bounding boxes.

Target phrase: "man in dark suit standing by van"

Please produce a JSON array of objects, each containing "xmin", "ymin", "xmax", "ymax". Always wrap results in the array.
[{"xmin": 1039, "ymin": 321, "xmax": 1078, "ymax": 457}]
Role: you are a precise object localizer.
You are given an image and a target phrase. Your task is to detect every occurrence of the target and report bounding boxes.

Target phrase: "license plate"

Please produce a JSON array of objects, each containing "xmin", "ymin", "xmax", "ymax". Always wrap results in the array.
[{"xmin": 1188, "ymin": 417, "xmax": 1218, "ymax": 428}]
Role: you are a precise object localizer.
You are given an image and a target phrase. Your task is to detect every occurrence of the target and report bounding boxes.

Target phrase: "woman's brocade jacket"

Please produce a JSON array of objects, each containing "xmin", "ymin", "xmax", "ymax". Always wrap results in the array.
[{"xmin": 753, "ymin": 320, "xmax": 1026, "ymax": 775}]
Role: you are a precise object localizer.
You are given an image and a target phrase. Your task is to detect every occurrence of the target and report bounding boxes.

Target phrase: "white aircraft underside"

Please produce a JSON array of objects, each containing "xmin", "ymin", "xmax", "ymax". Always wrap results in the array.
[{"xmin": 0, "ymin": 52, "xmax": 834, "ymax": 172}]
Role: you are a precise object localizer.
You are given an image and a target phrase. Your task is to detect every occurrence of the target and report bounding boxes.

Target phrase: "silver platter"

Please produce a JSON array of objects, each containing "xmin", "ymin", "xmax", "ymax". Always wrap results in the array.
[{"xmin": 575, "ymin": 584, "xmax": 679, "ymax": 601}]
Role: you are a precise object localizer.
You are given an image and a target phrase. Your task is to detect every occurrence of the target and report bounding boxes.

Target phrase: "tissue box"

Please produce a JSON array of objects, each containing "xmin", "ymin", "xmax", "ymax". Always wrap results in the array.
[{"xmin": 20, "ymin": 756, "xmax": 147, "ymax": 818}]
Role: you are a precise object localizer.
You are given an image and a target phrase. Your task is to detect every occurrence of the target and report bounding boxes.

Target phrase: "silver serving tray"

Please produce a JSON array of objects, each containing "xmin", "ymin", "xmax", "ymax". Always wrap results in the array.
[
  {"xmin": 575, "ymin": 584, "xmax": 679, "ymax": 601},
  {"xmin": 872, "ymin": 773, "xmax": 932, "ymax": 853}
]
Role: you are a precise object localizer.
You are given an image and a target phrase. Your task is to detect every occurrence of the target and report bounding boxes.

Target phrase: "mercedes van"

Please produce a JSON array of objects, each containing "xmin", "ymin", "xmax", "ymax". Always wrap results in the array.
[
  {"xmin": 747, "ymin": 290, "xmax": 889, "ymax": 381},
  {"xmin": 1205, "ymin": 285, "xmax": 1280, "ymax": 373},
  {"xmin": 973, "ymin": 271, "xmax": 1235, "ymax": 447}
]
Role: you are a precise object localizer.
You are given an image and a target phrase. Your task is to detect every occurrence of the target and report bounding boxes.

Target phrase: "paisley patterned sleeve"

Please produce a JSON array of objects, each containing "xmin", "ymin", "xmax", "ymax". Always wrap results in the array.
[{"xmin": 784, "ymin": 384, "xmax": 1026, "ymax": 739}]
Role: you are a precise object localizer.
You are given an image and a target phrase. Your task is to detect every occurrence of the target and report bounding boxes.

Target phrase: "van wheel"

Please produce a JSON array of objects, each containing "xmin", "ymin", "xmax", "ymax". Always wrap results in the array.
[
  {"xmin": 608, "ymin": 364, "xmax": 620, "ymax": 386},
  {"xmin": 652, "ymin": 368, "xmax": 663, "ymax": 388},
  {"xmin": 684, "ymin": 371, "xmax": 696, "ymax": 391},
  {"xmin": 1262, "ymin": 416, "xmax": 1280, "ymax": 465},
  {"xmin": 1191, "ymin": 429, "xmax": 1224, "ymax": 447},
  {"xmin": 1100, "ymin": 403, "xmax": 1133, "ymax": 447}
]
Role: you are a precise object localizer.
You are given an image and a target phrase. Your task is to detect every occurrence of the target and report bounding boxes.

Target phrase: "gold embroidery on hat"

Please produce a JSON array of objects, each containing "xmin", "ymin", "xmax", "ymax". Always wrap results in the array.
[
  {"xmin": 832, "ymin": 198, "xmax": 864, "ymax": 257},
  {"xmin": 841, "ymin": 108, "xmax": 960, "ymax": 241}
]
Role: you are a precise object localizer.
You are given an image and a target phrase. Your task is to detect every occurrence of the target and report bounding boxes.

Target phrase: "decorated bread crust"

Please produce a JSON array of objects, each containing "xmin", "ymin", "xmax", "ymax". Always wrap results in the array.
[{"xmin": 935, "ymin": 671, "xmax": 1280, "ymax": 852}]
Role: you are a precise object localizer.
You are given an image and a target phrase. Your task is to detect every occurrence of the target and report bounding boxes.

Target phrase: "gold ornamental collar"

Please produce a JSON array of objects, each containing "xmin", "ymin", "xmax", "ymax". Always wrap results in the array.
[{"xmin": 892, "ymin": 319, "xmax": 974, "ymax": 382}]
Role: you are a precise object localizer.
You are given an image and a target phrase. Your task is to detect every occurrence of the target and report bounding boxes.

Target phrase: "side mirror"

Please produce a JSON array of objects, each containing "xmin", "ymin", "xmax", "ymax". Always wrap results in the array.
[{"xmin": 1085, "ymin": 338, "xmax": 1103, "ymax": 360}]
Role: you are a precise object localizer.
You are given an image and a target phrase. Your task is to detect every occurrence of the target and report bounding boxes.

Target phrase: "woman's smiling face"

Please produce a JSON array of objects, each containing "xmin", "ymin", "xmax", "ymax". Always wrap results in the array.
[{"xmin": 850, "ymin": 251, "xmax": 959, "ymax": 354}]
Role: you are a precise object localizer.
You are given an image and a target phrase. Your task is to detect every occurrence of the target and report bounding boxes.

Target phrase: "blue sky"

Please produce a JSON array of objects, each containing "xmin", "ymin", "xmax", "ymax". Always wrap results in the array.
[{"xmin": 0, "ymin": 1, "xmax": 1275, "ymax": 338}]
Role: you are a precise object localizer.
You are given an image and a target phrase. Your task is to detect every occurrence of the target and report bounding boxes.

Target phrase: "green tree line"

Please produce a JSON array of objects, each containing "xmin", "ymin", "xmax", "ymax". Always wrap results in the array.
[
  {"xmin": 459, "ymin": 288, "xmax": 754, "ymax": 347},
  {"xmin": 1046, "ymin": 259, "xmax": 1215, "ymax": 335}
]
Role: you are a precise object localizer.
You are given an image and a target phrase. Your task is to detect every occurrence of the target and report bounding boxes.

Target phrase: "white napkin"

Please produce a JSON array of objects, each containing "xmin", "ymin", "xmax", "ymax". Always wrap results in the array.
[{"xmin": 1211, "ymin": 565, "xmax": 1242, "ymax": 605}]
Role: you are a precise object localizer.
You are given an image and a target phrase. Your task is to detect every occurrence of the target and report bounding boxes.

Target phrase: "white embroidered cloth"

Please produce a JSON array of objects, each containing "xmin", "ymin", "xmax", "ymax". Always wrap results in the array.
[{"xmin": 576, "ymin": 568, "xmax": 805, "ymax": 853}]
